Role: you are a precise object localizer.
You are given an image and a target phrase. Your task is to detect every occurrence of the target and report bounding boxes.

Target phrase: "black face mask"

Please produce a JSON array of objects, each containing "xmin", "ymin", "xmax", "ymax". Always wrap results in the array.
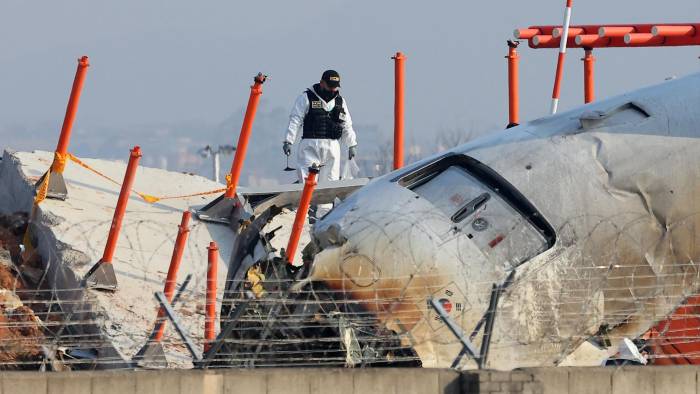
[{"xmin": 314, "ymin": 83, "xmax": 338, "ymax": 102}]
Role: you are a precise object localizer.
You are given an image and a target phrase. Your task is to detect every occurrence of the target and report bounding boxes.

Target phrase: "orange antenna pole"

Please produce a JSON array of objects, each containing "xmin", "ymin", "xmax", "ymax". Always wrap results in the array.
[
  {"xmin": 41, "ymin": 56, "xmax": 90, "ymax": 200},
  {"xmin": 154, "ymin": 211, "xmax": 191, "ymax": 341},
  {"xmin": 204, "ymin": 241, "xmax": 219, "ymax": 352},
  {"xmin": 54, "ymin": 56, "xmax": 90, "ymax": 169},
  {"xmin": 285, "ymin": 166, "xmax": 319, "ymax": 265},
  {"xmin": 582, "ymin": 48, "xmax": 595, "ymax": 104},
  {"xmin": 85, "ymin": 146, "xmax": 142, "ymax": 290},
  {"xmin": 506, "ymin": 41, "xmax": 520, "ymax": 128},
  {"xmin": 392, "ymin": 52, "xmax": 406, "ymax": 169},
  {"xmin": 550, "ymin": 0, "xmax": 574, "ymax": 114},
  {"xmin": 225, "ymin": 73, "xmax": 267, "ymax": 199},
  {"xmin": 101, "ymin": 147, "xmax": 141, "ymax": 264},
  {"xmin": 196, "ymin": 73, "xmax": 268, "ymax": 225}
]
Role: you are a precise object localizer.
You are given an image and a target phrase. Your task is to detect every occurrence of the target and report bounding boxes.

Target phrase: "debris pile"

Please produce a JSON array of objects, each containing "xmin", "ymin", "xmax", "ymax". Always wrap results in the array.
[
  {"xmin": 1, "ymin": 149, "xmax": 240, "ymax": 368},
  {"xmin": 0, "ymin": 213, "xmax": 45, "ymax": 369}
]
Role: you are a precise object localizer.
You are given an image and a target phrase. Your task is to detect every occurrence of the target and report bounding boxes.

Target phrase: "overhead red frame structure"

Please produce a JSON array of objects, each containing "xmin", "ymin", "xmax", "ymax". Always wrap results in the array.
[
  {"xmin": 514, "ymin": 23, "xmax": 700, "ymax": 48},
  {"xmin": 506, "ymin": 22, "xmax": 700, "ymax": 125}
]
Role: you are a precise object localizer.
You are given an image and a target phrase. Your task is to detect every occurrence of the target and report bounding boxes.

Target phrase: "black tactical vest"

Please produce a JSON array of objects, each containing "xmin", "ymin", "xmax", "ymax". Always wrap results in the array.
[{"xmin": 302, "ymin": 89, "xmax": 345, "ymax": 139}]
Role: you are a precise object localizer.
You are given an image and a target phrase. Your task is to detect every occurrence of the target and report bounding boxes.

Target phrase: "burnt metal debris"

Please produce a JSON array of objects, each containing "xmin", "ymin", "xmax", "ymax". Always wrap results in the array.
[{"xmin": 196, "ymin": 189, "xmax": 421, "ymax": 368}]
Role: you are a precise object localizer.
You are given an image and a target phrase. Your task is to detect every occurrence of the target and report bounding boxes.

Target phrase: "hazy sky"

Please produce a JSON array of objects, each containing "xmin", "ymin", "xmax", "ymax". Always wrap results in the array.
[{"xmin": 1, "ymin": 0, "xmax": 699, "ymax": 157}]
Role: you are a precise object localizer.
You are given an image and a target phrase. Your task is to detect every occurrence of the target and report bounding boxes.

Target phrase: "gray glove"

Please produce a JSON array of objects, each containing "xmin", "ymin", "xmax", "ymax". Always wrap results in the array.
[
  {"xmin": 283, "ymin": 142, "xmax": 292, "ymax": 156},
  {"xmin": 348, "ymin": 145, "xmax": 357, "ymax": 160}
]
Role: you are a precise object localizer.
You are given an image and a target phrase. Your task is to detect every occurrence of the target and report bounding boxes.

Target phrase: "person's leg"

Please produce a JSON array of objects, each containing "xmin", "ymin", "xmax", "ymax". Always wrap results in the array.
[
  {"xmin": 296, "ymin": 139, "xmax": 321, "ymax": 182},
  {"xmin": 315, "ymin": 140, "xmax": 341, "ymax": 218},
  {"xmin": 326, "ymin": 140, "xmax": 341, "ymax": 182}
]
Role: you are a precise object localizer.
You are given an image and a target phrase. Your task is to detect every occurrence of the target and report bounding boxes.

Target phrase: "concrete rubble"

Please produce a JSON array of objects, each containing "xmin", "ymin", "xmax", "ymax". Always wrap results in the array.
[{"xmin": 0, "ymin": 149, "xmax": 309, "ymax": 367}]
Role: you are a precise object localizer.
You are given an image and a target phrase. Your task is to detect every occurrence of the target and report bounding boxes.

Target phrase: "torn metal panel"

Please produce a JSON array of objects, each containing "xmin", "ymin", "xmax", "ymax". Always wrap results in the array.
[
  {"xmin": 239, "ymin": 178, "xmax": 369, "ymax": 215},
  {"xmin": 224, "ymin": 206, "xmax": 282, "ymax": 291}
]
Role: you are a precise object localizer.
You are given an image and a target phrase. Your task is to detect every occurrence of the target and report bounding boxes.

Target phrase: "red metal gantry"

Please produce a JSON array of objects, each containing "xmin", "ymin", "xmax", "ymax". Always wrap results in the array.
[
  {"xmin": 507, "ymin": 22, "xmax": 700, "ymax": 126},
  {"xmin": 515, "ymin": 23, "xmax": 700, "ymax": 48}
]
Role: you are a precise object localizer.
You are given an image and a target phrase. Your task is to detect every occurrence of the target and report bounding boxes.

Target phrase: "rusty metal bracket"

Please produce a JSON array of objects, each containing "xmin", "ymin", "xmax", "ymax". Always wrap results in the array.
[
  {"xmin": 155, "ymin": 291, "xmax": 201, "ymax": 362},
  {"xmin": 134, "ymin": 274, "xmax": 193, "ymax": 368}
]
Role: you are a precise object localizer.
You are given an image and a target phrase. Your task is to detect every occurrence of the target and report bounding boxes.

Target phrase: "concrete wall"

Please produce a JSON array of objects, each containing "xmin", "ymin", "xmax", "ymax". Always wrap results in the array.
[
  {"xmin": 0, "ymin": 368, "xmax": 461, "ymax": 394},
  {"xmin": 462, "ymin": 366, "xmax": 699, "ymax": 394},
  {"xmin": 2, "ymin": 366, "xmax": 700, "ymax": 394}
]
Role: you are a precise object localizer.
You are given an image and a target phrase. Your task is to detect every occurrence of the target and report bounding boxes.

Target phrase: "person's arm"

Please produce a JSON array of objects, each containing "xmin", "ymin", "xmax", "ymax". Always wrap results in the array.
[
  {"xmin": 285, "ymin": 93, "xmax": 309, "ymax": 144},
  {"xmin": 340, "ymin": 99, "xmax": 357, "ymax": 147}
]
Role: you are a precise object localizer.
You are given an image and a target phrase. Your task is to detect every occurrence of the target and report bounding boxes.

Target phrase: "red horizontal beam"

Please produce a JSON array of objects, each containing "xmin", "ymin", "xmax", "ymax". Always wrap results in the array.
[
  {"xmin": 515, "ymin": 23, "xmax": 700, "ymax": 49},
  {"xmin": 531, "ymin": 34, "xmax": 700, "ymax": 48},
  {"xmin": 523, "ymin": 24, "xmax": 653, "ymax": 37}
]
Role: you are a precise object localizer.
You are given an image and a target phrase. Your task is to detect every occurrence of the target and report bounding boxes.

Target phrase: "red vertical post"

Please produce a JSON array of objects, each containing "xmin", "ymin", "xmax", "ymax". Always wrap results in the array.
[
  {"xmin": 101, "ymin": 146, "xmax": 142, "ymax": 264},
  {"xmin": 392, "ymin": 52, "xmax": 405, "ymax": 170},
  {"xmin": 205, "ymin": 241, "xmax": 219, "ymax": 352},
  {"xmin": 285, "ymin": 166, "xmax": 319, "ymax": 265},
  {"xmin": 582, "ymin": 48, "xmax": 595, "ymax": 103},
  {"xmin": 154, "ymin": 211, "xmax": 191, "ymax": 341},
  {"xmin": 85, "ymin": 146, "xmax": 141, "ymax": 290},
  {"xmin": 224, "ymin": 73, "xmax": 267, "ymax": 198},
  {"xmin": 52, "ymin": 56, "xmax": 90, "ymax": 173},
  {"xmin": 506, "ymin": 41, "xmax": 520, "ymax": 128}
]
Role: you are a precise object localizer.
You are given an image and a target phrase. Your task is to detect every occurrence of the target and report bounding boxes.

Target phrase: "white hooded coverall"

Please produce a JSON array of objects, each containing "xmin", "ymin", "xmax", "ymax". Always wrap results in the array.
[{"xmin": 284, "ymin": 87, "xmax": 357, "ymax": 183}]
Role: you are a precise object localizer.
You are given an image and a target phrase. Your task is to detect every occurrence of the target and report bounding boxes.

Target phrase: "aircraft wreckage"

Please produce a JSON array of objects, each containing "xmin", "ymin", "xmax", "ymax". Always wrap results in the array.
[{"xmin": 201, "ymin": 72, "xmax": 700, "ymax": 370}]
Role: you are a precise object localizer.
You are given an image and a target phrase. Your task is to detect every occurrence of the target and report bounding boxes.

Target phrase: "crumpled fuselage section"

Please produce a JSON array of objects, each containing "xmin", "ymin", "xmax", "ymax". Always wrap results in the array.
[
  {"xmin": 219, "ymin": 72, "xmax": 700, "ymax": 370},
  {"xmin": 309, "ymin": 72, "xmax": 700, "ymax": 369}
]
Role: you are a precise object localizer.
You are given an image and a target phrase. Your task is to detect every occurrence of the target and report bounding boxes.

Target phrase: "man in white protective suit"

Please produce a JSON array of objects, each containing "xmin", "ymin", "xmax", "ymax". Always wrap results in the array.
[{"xmin": 283, "ymin": 70, "xmax": 358, "ymax": 186}]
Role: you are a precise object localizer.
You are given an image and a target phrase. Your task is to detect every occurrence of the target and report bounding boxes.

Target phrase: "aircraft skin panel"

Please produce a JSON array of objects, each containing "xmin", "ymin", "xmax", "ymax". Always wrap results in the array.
[{"xmin": 310, "ymin": 72, "xmax": 700, "ymax": 369}]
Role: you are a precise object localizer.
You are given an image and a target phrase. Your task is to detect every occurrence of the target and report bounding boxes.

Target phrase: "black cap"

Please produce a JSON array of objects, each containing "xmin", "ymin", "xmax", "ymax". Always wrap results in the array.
[{"xmin": 321, "ymin": 70, "xmax": 341, "ymax": 88}]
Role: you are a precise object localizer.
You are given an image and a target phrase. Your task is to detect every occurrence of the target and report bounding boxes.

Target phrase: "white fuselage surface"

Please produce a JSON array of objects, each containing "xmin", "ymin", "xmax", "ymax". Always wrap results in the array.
[{"xmin": 309, "ymin": 72, "xmax": 700, "ymax": 369}]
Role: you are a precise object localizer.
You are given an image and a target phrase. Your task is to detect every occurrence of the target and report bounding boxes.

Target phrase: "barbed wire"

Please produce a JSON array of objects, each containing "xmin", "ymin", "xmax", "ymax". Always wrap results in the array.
[
  {"xmin": 5, "ymin": 198, "xmax": 700, "ymax": 372},
  {"xmin": 3, "ymin": 275, "xmax": 700, "ymax": 369}
]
